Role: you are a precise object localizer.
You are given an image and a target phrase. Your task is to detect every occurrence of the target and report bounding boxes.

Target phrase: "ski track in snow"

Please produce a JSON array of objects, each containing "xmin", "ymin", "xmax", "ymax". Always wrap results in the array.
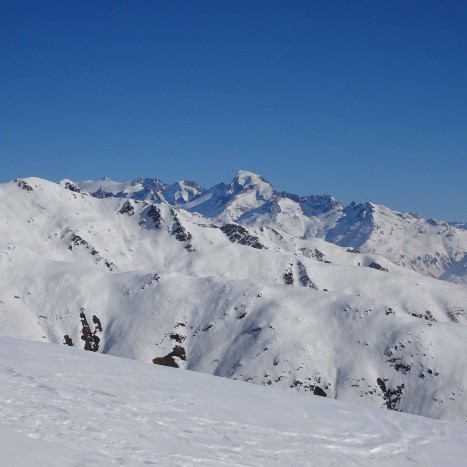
[{"xmin": 1, "ymin": 339, "xmax": 466, "ymax": 466}]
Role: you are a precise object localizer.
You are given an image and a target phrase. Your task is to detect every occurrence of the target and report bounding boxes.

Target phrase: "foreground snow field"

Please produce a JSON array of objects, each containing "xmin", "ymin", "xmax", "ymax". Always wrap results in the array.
[{"xmin": 1, "ymin": 338, "xmax": 466, "ymax": 467}]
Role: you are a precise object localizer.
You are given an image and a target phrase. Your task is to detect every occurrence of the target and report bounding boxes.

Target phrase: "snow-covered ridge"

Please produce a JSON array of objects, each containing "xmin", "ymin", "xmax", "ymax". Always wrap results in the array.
[
  {"xmin": 74, "ymin": 171, "xmax": 467, "ymax": 283},
  {"xmin": 1, "ymin": 175, "xmax": 466, "ymax": 423},
  {"xmin": 2, "ymin": 338, "xmax": 466, "ymax": 466},
  {"xmin": 450, "ymin": 221, "xmax": 467, "ymax": 230}
]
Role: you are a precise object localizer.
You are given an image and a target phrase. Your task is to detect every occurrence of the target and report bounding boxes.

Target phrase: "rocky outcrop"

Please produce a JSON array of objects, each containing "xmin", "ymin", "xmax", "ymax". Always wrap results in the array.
[
  {"xmin": 152, "ymin": 345, "xmax": 186, "ymax": 368},
  {"xmin": 220, "ymin": 224, "xmax": 264, "ymax": 249}
]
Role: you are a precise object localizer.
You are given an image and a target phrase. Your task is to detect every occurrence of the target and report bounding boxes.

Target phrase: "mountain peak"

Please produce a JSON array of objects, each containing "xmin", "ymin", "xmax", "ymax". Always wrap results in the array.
[
  {"xmin": 131, "ymin": 177, "xmax": 144, "ymax": 186},
  {"xmin": 233, "ymin": 170, "xmax": 271, "ymax": 188},
  {"xmin": 161, "ymin": 180, "xmax": 205, "ymax": 205}
]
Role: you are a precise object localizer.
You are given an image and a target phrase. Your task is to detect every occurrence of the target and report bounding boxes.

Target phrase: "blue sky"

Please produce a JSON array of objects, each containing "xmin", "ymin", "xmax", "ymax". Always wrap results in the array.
[{"xmin": 1, "ymin": 1, "xmax": 466, "ymax": 220}]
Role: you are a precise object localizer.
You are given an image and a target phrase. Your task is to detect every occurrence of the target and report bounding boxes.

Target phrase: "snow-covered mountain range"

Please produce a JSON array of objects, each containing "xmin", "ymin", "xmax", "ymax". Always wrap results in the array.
[
  {"xmin": 78, "ymin": 170, "xmax": 467, "ymax": 284},
  {"xmin": 0, "ymin": 172, "xmax": 466, "ymax": 423}
]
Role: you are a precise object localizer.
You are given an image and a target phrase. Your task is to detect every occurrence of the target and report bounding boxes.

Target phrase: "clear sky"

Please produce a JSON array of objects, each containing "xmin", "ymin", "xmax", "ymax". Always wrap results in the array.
[{"xmin": 1, "ymin": 1, "xmax": 466, "ymax": 221}]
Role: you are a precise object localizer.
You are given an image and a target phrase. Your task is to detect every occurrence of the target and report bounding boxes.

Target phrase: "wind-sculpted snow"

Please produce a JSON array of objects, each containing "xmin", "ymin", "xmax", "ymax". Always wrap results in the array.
[
  {"xmin": 0, "ymin": 176, "xmax": 466, "ymax": 422},
  {"xmin": 1, "ymin": 338, "xmax": 466, "ymax": 467}
]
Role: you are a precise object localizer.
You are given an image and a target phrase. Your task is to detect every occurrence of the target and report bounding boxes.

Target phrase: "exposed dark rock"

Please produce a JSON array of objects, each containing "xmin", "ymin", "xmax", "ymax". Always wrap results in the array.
[
  {"xmin": 446, "ymin": 307, "xmax": 464, "ymax": 323},
  {"xmin": 104, "ymin": 260, "xmax": 117, "ymax": 271},
  {"xmin": 152, "ymin": 345, "xmax": 186, "ymax": 368},
  {"xmin": 394, "ymin": 362, "xmax": 412, "ymax": 373},
  {"xmin": 63, "ymin": 335, "xmax": 74, "ymax": 346},
  {"xmin": 299, "ymin": 248, "xmax": 326, "ymax": 261},
  {"xmin": 376, "ymin": 377, "xmax": 387, "ymax": 393},
  {"xmin": 69, "ymin": 234, "xmax": 88, "ymax": 250},
  {"xmin": 283, "ymin": 269, "xmax": 294, "ymax": 285},
  {"xmin": 313, "ymin": 386, "xmax": 327, "ymax": 397},
  {"xmin": 173, "ymin": 219, "xmax": 192, "ymax": 243},
  {"xmin": 411, "ymin": 310, "xmax": 436, "ymax": 321},
  {"xmin": 312, "ymin": 249, "xmax": 325, "ymax": 262},
  {"xmin": 14, "ymin": 179, "xmax": 33, "ymax": 192},
  {"xmin": 147, "ymin": 205, "xmax": 162, "ymax": 229},
  {"xmin": 220, "ymin": 224, "xmax": 264, "ymax": 249},
  {"xmin": 297, "ymin": 261, "xmax": 317, "ymax": 289},
  {"xmin": 67, "ymin": 233, "xmax": 116, "ymax": 270},
  {"xmin": 377, "ymin": 378, "xmax": 404, "ymax": 410},
  {"xmin": 347, "ymin": 248, "xmax": 361, "ymax": 254},
  {"xmin": 169, "ymin": 333, "xmax": 186, "ymax": 343},
  {"xmin": 119, "ymin": 200, "xmax": 135, "ymax": 216},
  {"xmin": 63, "ymin": 181, "xmax": 88, "ymax": 195},
  {"xmin": 92, "ymin": 187, "xmax": 112, "ymax": 199},
  {"xmin": 290, "ymin": 380, "xmax": 327, "ymax": 396},
  {"xmin": 368, "ymin": 262, "xmax": 388, "ymax": 272},
  {"xmin": 92, "ymin": 315, "xmax": 102, "ymax": 332},
  {"xmin": 387, "ymin": 357, "xmax": 412, "ymax": 374},
  {"xmin": 290, "ymin": 380, "xmax": 302, "ymax": 388},
  {"xmin": 167, "ymin": 211, "xmax": 193, "ymax": 250},
  {"xmin": 79, "ymin": 310, "xmax": 101, "ymax": 352}
]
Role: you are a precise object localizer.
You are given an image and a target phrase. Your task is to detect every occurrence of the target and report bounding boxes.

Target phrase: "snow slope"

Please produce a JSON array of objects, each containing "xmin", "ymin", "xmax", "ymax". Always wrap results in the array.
[
  {"xmin": 1, "ymin": 176, "xmax": 466, "ymax": 423},
  {"xmin": 1, "ymin": 338, "xmax": 466, "ymax": 467}
]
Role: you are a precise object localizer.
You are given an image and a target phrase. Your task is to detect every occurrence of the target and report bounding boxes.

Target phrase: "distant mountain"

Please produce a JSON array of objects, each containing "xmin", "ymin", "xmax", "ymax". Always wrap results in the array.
[
  {"xmin": 450, "ymin": 221, "xmax": 467, "ymax": 230},
  {"xmin": 182, "ymin": 170, "xmax": 276, "ymax": 220},
  {"xmin": 1, "ymin": 175, "xmax": 466, "ymax": 423},
  {"xmin": 75, "ymin": 170, "xmax": 467, "ymax": 284},
  {"xmin": 160, "ymin": 180, "xmax": 205, "ymax": 205}
]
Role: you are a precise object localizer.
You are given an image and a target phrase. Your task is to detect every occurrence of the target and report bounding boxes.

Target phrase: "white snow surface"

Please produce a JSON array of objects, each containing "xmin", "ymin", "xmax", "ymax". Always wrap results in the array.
[
  {"xmin": 74, "ymin": 171, "xmax": 467, "ymax": 283},
  {"xmin": 1, "ymin": 176, "xmax": 467, "ymax": 423},
  {"xmin": 77, "ymin": 177, "xmax": 146, "ymax": 196},
  {"xmin": 1, "ymin": 337, "xmax": 466, "ymax": 467}
]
